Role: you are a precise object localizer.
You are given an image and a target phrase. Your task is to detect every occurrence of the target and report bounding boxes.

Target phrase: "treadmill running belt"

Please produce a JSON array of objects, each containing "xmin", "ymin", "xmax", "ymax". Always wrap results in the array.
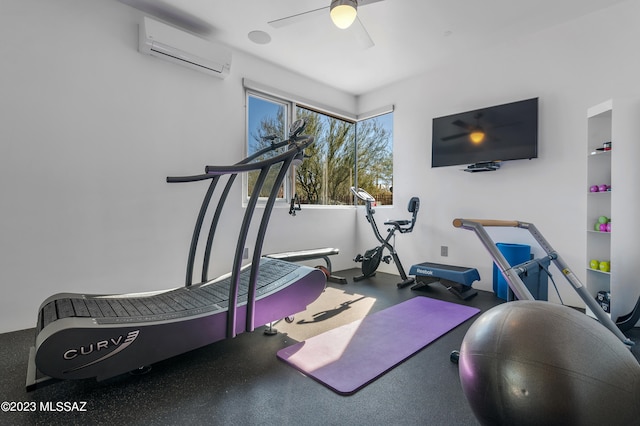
[{"xmin": 37, "ymin": 258, "xmax": 300, "ymax": 330}]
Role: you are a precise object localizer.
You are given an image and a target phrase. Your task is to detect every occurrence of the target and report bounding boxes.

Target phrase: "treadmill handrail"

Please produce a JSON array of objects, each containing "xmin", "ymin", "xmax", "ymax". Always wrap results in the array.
[
  {"xmin": 206, "ymin": 138, "xmax": 312, "ymax": 174},
  {"xmin": 167, "ymin": 136, "xmax": 313, "ymax": 183},
  {"xmin": 165, "ymin": 125, "xmax": 315, "ymax": 339}
]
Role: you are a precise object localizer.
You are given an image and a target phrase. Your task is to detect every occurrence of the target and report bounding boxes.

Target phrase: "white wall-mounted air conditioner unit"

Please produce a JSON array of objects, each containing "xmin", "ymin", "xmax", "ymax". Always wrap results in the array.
[{"xmin": 139, "ymin": 17, "xmax": 231, "ymax": 78}]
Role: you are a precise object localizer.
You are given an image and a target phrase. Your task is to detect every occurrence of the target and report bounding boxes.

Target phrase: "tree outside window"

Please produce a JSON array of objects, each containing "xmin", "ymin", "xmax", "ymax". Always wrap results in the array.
[{"xmin": 247, "ymin": 92, "xmax": 393, "ymax": 206}]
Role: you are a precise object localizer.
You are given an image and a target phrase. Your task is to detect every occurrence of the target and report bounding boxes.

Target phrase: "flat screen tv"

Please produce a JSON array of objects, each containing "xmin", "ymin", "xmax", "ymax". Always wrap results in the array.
[{"xmin": 431, "ymin": 97, "xmax": 538, "ymax": 170}]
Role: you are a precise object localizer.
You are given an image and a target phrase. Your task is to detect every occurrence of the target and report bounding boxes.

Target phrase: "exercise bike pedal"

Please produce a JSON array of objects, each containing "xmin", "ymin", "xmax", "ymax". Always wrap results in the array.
[
  {"xmin": 382, "ymin": 255, "xmax": 392, "ymax": 264},
  {"xmin": 354, "ymin": 254, "xmax": 364, "ymax": 263}
]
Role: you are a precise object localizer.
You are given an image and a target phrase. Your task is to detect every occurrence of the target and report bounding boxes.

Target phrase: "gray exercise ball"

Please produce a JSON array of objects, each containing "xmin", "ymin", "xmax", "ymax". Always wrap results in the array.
[{"xmin": 458, "ymin": 300, "xmax": 640, "ymax": 426}]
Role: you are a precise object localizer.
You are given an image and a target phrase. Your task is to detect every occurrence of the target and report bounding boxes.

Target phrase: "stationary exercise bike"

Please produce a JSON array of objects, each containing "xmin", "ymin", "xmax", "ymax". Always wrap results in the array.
[{"xmin": 351, "ymin": 187, "xmax": 420, "ymax": 288}]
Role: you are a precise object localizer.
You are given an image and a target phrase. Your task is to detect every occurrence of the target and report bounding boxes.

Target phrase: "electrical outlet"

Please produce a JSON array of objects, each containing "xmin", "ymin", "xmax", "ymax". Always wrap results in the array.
[
  {"xmin": 441, "ymin": 246, "xmax": 448, "ymax": 257},
  {"xmin": 243, "ymin": 247, "xmax": 249, "ymax": 259}
]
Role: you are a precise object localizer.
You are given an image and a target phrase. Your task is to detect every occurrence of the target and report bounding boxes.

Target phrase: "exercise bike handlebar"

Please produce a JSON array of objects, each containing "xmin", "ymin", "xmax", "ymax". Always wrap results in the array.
[{"xmin": 350, "ymin": 187, "xmax": 376, "ymax": 203}]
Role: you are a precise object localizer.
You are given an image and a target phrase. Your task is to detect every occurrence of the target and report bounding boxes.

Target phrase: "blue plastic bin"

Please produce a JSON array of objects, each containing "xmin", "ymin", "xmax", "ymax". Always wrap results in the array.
[{"xmin": 493, "ymin": 243, "xmax": 531, "ymax": 300}]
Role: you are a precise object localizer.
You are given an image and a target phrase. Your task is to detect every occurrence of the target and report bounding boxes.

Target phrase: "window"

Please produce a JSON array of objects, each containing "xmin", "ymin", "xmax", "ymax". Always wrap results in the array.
[
  {"xmin": 355, "ymin": 112, "xmax": 394, "ymax": 205},
  {"xmin": 246, "ymin": 89, "xmax": 393, "ymax": 206},
  {"xmin": 246, "ymin": 94, "xmax": 289, "ymax": 199},
  {"xmin": 294, "ymin": 105, "xmax": 355, "ymax": 205}
]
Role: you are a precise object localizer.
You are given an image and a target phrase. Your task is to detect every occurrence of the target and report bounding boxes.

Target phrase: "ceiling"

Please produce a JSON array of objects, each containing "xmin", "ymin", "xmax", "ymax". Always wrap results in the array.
[{"xmin": 119, "ymin": 0, "xmax": 627, "ymax": 96}]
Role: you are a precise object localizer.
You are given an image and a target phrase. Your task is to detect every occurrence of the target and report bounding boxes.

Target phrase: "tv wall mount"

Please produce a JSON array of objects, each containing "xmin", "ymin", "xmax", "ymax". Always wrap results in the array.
[{"xmin": 464, "ymin": 161, "xmax": 501, "ymax": 172}]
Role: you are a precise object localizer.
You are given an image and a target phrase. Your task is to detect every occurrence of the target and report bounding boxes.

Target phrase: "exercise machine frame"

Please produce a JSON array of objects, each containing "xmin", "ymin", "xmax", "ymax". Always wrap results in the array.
[
  {"xmin": 26, "ymin": 120, "xmax": 326, "ymax": 390},
  {"xmin": 351, "ymin": 187, "xmax": 419, "ymax": 288},
  {"xmin": 453, "ymin": 218, "xmax": 634, "ymax": 346},
  {"xmin": 265, "ymin": 247, "xmax": 347, "ymax": 284}
]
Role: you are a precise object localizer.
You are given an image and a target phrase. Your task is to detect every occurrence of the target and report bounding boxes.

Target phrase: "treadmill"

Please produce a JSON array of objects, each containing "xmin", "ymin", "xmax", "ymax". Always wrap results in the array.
[{"xmin": 26, "ymin": 119, "xmax": 326, "ymax": 390}]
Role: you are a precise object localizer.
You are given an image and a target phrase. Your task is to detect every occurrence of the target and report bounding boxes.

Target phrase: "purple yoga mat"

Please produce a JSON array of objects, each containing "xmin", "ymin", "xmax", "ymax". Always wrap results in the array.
[{"xmin": 277, "ymin": 296, "xmax": 480, "ymax": 395}]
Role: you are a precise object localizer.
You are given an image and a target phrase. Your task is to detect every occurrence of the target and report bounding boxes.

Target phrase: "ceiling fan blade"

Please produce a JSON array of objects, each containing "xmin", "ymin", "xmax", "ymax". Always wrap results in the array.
[
  {"xmin": 441, "ymin": 132, "xmax": 470, "ymax": 141},
  {"xmin": 452, "ymin": 119, "xmax": 473, "ymax": 130},
  {"xmin": 351, "ymin": 16, "xmax": 375, "ymax": 49},
  {"xmin": 268, "ymin": 6, "xmax": 328, "ymax": 28}
]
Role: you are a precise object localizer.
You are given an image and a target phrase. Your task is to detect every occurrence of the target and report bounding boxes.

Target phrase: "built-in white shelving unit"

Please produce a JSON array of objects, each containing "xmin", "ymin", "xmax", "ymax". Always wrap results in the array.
[{"xmin": 585, "ymin": 99, "xmax": 640, "ymax": 328}]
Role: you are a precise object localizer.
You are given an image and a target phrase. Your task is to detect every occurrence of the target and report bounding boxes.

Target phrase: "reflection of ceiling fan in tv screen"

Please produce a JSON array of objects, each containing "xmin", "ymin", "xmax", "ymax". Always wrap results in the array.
[{"xmin": 431, "ymin": 98, "xmax": 538, "ymax": 171}]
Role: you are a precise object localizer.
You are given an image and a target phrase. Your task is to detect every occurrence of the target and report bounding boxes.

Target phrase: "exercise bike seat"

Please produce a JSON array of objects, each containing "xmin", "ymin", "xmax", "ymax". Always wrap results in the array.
[
  {"xmin": 384, "ymin": 219, "xmax": 413, "ymax": 233},
  {"xmin": 384, "ymin": 197, "xmax": 420, "ymax": 233},
  {"xmin": 384, "ymin": 219, "xmax": 410, "ymax": 228}
]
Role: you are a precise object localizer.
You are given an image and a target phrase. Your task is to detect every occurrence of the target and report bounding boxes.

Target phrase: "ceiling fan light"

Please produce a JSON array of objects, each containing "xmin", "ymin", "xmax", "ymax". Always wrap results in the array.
[
  {"xmin": 470, "ymin": 130, "xmax": 485, "ymax": 144},
  {"xmin": 330, "ymin": 0, "xmax": 357, "ymax": 29}
]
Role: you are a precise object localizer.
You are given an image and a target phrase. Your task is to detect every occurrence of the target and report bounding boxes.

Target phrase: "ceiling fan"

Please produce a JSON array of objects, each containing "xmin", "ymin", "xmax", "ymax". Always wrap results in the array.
[
  {"xmin": 441, "ymin": 113, "xmax": 488, "ymax": 144},
  {"xmin": 441, "ymin": 112, "xmax": 523, "ymax": 144},
  {"xmin": 268, "ymin": 0, "xmax": 385, "ymax": 49}
]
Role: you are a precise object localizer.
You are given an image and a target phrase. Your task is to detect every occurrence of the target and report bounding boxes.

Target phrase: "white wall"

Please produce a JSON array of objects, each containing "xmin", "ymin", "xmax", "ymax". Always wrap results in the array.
[
  {"xmin": 357, "ymin": 0, "xmax": 640, "ymax": 309},
  {"xmin": 0, "ymin": 0, "xmax": 357, "ymax": 333},
  {"xmin": 3, "ymin": 0, "xmax": 640, "ymax": 334}
]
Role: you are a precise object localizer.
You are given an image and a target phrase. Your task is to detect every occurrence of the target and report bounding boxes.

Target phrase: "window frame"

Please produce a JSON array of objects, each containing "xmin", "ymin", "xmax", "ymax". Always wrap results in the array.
[
  {"xmin": 244, "ymin": 79, "xmax": 394, "ymax": 209},
  {"xmin": 244, "ymin": 90, "xmax": 295, "ymax": 206}
]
